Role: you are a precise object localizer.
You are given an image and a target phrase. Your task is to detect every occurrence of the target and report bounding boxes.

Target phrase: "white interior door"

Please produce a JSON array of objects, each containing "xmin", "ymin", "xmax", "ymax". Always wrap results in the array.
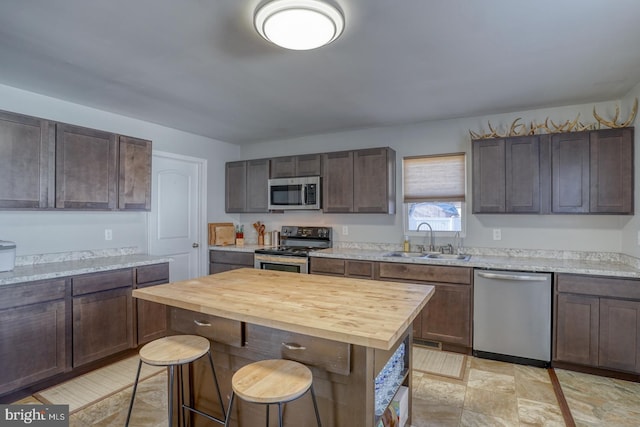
[{"xmin": 149, "ymin": 152, "xmax": 206, "ymax": 282}]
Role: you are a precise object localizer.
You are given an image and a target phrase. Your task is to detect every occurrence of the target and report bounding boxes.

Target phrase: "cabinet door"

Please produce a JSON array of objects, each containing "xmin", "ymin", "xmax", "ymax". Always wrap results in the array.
[
  {"xmin": 136, "ymin": 264, "xmax": 169, "ymax": 345},
  {"xmin": 295, "ymin": 153, "xmax": 322, "ymax": 177},
  {"xmin": 555, "ymin": 293, "xmax": 599, "ymax": 366},
  {"xmin": 419, "ymin": 283, "xmax": 471, "ymax": 346},
  {"xmin": 323, "ymin": 151, "xmax": 354, "ymax": 212},
  {"xmin": 270, "ymin": 156, "xmax": 296, "ymax": 178},
  {"xmin": 590, "ymin": 128, "xmax": 633, "ymax": 214},
  {"xmin": 551, "ymin": 132, "xmax": 590, "ymax": 213},
  {"xmin": 0, "ymin": 300, "xmax": 67, "ymax": 395},
  {"xmin": 0, "ymin": 110, "xmax": 54, "ymax": 209},
  {"xmin": 505, "ymin": 136, "xmax": 540, "ymax": 212},
  {"xmin": 56, "ymin": 123, "xmax": 117, "ymax": 209},
  {"xmin": 118, "ymin": 135, "xmax": 152, "ymax": 210},
  {"xmin": 246, "ymin": 159, "xmax": 269, "ymax": 212},
  {"xmin": 354, "ymin": 148, "xmax": 395, "ymax": 213},
  {"xmin": 472, "ymin": 139, "xmax": 506, "ymax": 213},
  {"xmin": 73, "ymin": 287, "xmax": 134, "ymax": 367},
  {"xmin": 225, "ymin": 161, "xmax": 247, "ymax": 212},
  {"xmin": 599, "ymin": 298, "xmax": 640, "ymax": 373}
]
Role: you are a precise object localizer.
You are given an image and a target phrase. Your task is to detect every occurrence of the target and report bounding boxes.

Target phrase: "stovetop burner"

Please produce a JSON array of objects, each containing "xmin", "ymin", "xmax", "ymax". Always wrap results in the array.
[{"xmin": 254, "ymin": 226, "xmax": 332, "ymax": 257}]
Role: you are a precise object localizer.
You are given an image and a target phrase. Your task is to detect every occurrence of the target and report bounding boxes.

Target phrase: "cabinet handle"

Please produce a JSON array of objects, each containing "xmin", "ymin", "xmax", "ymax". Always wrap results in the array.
[
  {"xmin": 193, "ymin": 319, "xmax": 212, "ymax": 327},
  {"xmin": 282, "ymin": 342, "xmax": 306, "ymax": 350}
]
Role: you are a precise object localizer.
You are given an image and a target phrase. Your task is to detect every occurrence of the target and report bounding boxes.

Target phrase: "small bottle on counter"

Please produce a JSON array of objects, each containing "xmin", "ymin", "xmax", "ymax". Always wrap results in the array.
[{"xmin": 403, "ymin": 235, "xmax": 410, "ymax": 252}]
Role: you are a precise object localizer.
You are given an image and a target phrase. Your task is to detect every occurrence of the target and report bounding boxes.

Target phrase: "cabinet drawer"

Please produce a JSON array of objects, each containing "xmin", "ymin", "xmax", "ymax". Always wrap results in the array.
[
  {"xmin": 379, "ymin": 262, "xmax": 471, "ymax": 285},
  {"xmin": 72, "ymin": 268, "xmax": 133, "ymax": 296},
  {"xmin": 310, "ymin": 257, "xmax": 345, "ymax": 276},
  {"xmin": 136, "ymin": 263, "xmax": 169, "ymax": 285},
  {"xmin": 556, "ymin": 274, "xmax": 640, "ymax": 299},
  {"xmin": 245, "ymin": 324, "xmax": 351, "ymax": 376},
  {"xmin": 0, "ymin": 279, "xmax": 67, "ymax": 310},
  {"xmin": 170, "ymin": 308, "xmax": 243, "ymax": 347},
  {"xmin": 209, "ymin": 251, "xmax": 254, "ymax": 266},
  {"xmin": 346, "ymin": 260, "xmax": 375, "ymax": 279}
]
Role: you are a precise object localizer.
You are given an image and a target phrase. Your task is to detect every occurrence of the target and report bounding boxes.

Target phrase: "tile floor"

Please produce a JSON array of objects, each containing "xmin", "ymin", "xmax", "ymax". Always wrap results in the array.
[{"xmin": 14, "ymin": 355, "xmax": 640, "ymax": 426}]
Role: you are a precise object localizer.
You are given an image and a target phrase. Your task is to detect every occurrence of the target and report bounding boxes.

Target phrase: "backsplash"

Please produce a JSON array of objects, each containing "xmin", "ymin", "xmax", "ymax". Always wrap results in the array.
[
  {"xmin": 15, "ymin": 247, "xmax": 141, "ymax": 266},
  {"xmin": 333, "ymin": 241, "xmax": 640, "ymax": 269}
]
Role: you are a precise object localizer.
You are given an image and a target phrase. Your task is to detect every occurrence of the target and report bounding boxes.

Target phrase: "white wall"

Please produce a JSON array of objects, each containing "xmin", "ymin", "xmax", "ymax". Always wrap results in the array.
[
  {"xmin": 621, "ymin": 81, "xmax": 640, "ymax": 258},
  {"xmin": 0, "ymin": 84, "xmax": 240, "ymax": 256},
  {"xmin": 240, "ymin": 99, "xmax": 636, "ymax": 253}
]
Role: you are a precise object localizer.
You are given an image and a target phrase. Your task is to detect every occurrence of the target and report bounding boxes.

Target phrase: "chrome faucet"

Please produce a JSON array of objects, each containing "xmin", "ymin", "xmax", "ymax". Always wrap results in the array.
[{"xmin": 417, "ymin": 222, "xmax": 435, "ymax": 252}]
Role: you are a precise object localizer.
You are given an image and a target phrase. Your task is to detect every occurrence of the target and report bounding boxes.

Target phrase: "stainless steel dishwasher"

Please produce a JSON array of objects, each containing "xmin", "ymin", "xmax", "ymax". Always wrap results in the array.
[{"xmin": 473, "ymin": 269, "xmax": 552, "ymax": 367}]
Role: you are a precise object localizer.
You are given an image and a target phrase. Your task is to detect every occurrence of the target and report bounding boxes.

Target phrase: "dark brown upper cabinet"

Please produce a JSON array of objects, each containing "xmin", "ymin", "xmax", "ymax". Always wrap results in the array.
[
  {"xmin": 323, "ymin": 147, "xmax": 396, "ymax": 214},
  {"xmin": 270, "ymin": 154, "xmax": 322, "ymax": 178},
  {"xmin": 589, "ymin": 128, "xmax": 633, "ymax": 214},
  {"xmin": 0, "ymin": 111, "xmax": 55, "ymax": 209},
  {"xmin": 56, "ymin": 123, "xmax": 118, "ymax": 210},
  {"xmin": 473, "ymin": 128, "xmax": 633, "ymax": 215},
  {"xmin": 472, "ymin": 135, "xmax": 541, "ymax": 213},
  {"xmin": 551, "ymin": 132, "xmax": 590, "ymax": 213},
  {"xmin": 225, "ymin": 159, "xmax": 269, "ymax": 213},
  {"xmin": 0, "ymin": 109, "xmax": 153, "ymax": 211},
  {"xmin": 118, "ymin": 136, "xmax": 152, "ymax": 210}
]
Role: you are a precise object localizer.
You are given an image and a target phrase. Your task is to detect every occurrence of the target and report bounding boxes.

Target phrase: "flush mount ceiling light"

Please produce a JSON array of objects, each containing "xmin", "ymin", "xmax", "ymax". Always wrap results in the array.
[{"xmin": 254, "ymin": 0, "xmax": 344, "ymax": 50}]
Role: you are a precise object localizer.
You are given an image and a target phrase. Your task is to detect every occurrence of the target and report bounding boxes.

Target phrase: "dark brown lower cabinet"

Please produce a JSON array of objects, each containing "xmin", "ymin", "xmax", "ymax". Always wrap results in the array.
[
  {"xmin": 310, "ymin": 257, "xmax": 472, "ymax": 351},
  {"xmin": 0, "ymin": 279, "xmax": 68, "ymax": 396},
  {"xmin": 419, "ymin": 283, "xmax": 471, "ymax": 346},
  {"xmin": 209, "ymin": 250, "xmax": 254, "ymax": 274},
  {"xmin": 135, "ymin": 263, "xmax": 170, "ymax": 345},
  {"xmin": 554, "ymin": 274, "xmax": 640, "ymax": 374},
  {"xmin": 598, "ymin": 298, "xmax": 640, "ymax": 372},
  {"xmin": 72, "ymin": 269, "xmax": 134, "ymax": 367},
  {"xmin": 555, "ymin": 293, "xmax": 599, "ymax": 366}
]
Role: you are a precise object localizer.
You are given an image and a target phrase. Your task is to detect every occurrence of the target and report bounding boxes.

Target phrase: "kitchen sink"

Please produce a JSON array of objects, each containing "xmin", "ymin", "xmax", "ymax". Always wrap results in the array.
[
  {"xmin": 382, "ymin": 251, "xmax": 427, "ymax": 258},
  {"xmin": 425, "ymin": 253, "xmax": 471, "ymax": 261}
]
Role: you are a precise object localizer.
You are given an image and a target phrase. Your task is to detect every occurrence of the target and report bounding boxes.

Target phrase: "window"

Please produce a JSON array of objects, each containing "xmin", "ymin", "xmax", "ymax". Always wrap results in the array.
[{"xmin": 403, "ymin": 153, "xmax": 466, "ymax": 234}]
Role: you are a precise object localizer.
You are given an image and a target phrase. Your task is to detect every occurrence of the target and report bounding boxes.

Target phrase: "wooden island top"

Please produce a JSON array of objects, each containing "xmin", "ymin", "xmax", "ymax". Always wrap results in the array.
[{"xmin": 133, "ymin": 268, "xmax": 434, "ymax": 350}]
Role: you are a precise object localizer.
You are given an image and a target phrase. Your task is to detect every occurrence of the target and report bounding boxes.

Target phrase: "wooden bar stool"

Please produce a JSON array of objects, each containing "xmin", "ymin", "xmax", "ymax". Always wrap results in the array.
[
  {"xmin": 126, "ymin": 335, "xmax": 226, "ymax": 426},
  {"xmin": 224, "ymin": 359, "xmax": 321, "ymax": 427}
]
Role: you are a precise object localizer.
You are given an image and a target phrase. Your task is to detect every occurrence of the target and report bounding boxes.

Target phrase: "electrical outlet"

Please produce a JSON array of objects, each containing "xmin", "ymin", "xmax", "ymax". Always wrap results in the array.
[
  {"xmin": 342, "ymin": 226, "xmax": 349, "ymax": 236},
  {"xmin": 492, "ymin": 228, "xmax": 501, "ymax": 241},
  {"xmin": 105, "ymin": 229, "xmax": 113, "ymax": 241},
  {"xmin": 637, "ymin": 231, "xmax": 640, "ymax": 246}
]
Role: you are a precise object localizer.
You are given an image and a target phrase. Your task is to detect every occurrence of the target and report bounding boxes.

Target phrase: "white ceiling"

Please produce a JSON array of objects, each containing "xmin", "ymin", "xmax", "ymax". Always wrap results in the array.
[{"xmin": 1, "ymin": 0, "xmax": 639, "ymax": 144}]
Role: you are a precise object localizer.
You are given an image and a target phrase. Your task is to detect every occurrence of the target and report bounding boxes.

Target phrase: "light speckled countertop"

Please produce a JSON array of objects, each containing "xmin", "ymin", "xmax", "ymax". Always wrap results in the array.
[
  {"xmin": 210, "ymin": 244, "xmax": 640, "ymax": 279},
  {"xmin": 0, "ymin": 254, "xmax": 172, "ymax": 286},
  {"xmin": 311, "ymin": 248, "xmax": 640, "ymax": 278}
]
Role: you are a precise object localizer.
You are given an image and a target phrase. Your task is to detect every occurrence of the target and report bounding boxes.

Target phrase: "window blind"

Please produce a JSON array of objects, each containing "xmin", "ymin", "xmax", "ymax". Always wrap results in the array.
[{"xmin": 403, "ymin": 153, "xmax": 466, "ymax": 202}]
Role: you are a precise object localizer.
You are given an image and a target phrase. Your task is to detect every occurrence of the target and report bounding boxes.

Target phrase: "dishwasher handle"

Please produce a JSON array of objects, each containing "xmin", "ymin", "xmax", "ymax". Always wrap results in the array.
[{"xmin": 476, "ymin": 271, "xmax": 549, "ymax": 281}]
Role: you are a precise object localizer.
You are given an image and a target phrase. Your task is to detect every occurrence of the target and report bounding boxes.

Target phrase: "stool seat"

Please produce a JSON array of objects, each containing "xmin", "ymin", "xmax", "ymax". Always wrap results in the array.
[
  {"xmin": 139, "ymin": 335, "xmax": 210, "ymax": 366},
  {"xmin": 232, "ymin": 359, "xmax": 313, "ymax": 404},
  {"xmin": 127, "ymin": 334, "xmax": 226, "ymax": 426}
]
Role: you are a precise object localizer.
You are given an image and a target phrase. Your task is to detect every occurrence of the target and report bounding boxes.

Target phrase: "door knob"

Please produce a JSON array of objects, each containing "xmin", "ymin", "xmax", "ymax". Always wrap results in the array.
[{"xmin": 192, "ymin": 243, "xmax": 200, "ymax": 248}]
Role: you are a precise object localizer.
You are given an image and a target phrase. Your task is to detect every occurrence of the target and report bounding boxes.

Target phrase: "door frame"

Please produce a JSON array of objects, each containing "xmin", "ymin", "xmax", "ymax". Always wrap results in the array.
[{"xmin": 147, "ymin": 150, "xmax": 208, "ymax": 278}]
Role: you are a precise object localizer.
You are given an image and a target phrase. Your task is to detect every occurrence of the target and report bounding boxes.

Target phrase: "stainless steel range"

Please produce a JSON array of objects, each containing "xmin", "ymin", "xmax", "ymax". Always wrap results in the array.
[{"xmin": 254, "ymin": 226, "xmax": 332, "ymax": 274}]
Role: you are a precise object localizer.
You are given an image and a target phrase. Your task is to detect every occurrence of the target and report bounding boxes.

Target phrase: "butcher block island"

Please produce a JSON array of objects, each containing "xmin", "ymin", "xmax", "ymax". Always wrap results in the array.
[{"xmin": 133, "ymin": 268, "xmax": 434, "ymax": 427}]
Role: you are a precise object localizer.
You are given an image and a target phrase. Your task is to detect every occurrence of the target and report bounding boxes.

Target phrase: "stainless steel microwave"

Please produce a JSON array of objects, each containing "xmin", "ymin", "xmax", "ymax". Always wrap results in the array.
[{"xmin": 268, "ymin": 176, "xmax": 321, "ymax": 210}]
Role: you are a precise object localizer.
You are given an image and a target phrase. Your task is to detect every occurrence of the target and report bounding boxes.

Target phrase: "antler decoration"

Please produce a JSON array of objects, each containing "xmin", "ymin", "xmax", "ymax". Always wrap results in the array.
[
  {"xmin": 470, "ymin": 99, "xmax": 636, "ymax": 140},
  {"xmin": 593, "ymin": 98, "xmax": 638, "ymax": 128}
]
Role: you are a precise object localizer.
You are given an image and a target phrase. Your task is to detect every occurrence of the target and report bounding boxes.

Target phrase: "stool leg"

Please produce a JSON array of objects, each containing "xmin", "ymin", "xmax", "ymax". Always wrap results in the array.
[
  {"xmin": 310, "ymin": 384, "xmax": 322, "ymax": 427},
  {"xmin": 168, "ymin": 365, "xmax": 174, "ymax": 427},
  {"xmin": 179, "ymin": 364, "xmax": 187, "ymax": 427},
  {"xmin": 125, "ymin": 359, "xmax": 143, "ymax": 427},
  {"xmin": 278, "ymin": 402, "xmax": 283, "ymax": 427},
  {"xmin": 224, "ymin": 391, "xmax": 235, "ymax": 427},
  {"xmin": 207, "ymin": 350, "xmax": 226, "ymax": 421},
  {"xmin": 265, "ymin": 404, "xmax": 269, "ymax": 427}
]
